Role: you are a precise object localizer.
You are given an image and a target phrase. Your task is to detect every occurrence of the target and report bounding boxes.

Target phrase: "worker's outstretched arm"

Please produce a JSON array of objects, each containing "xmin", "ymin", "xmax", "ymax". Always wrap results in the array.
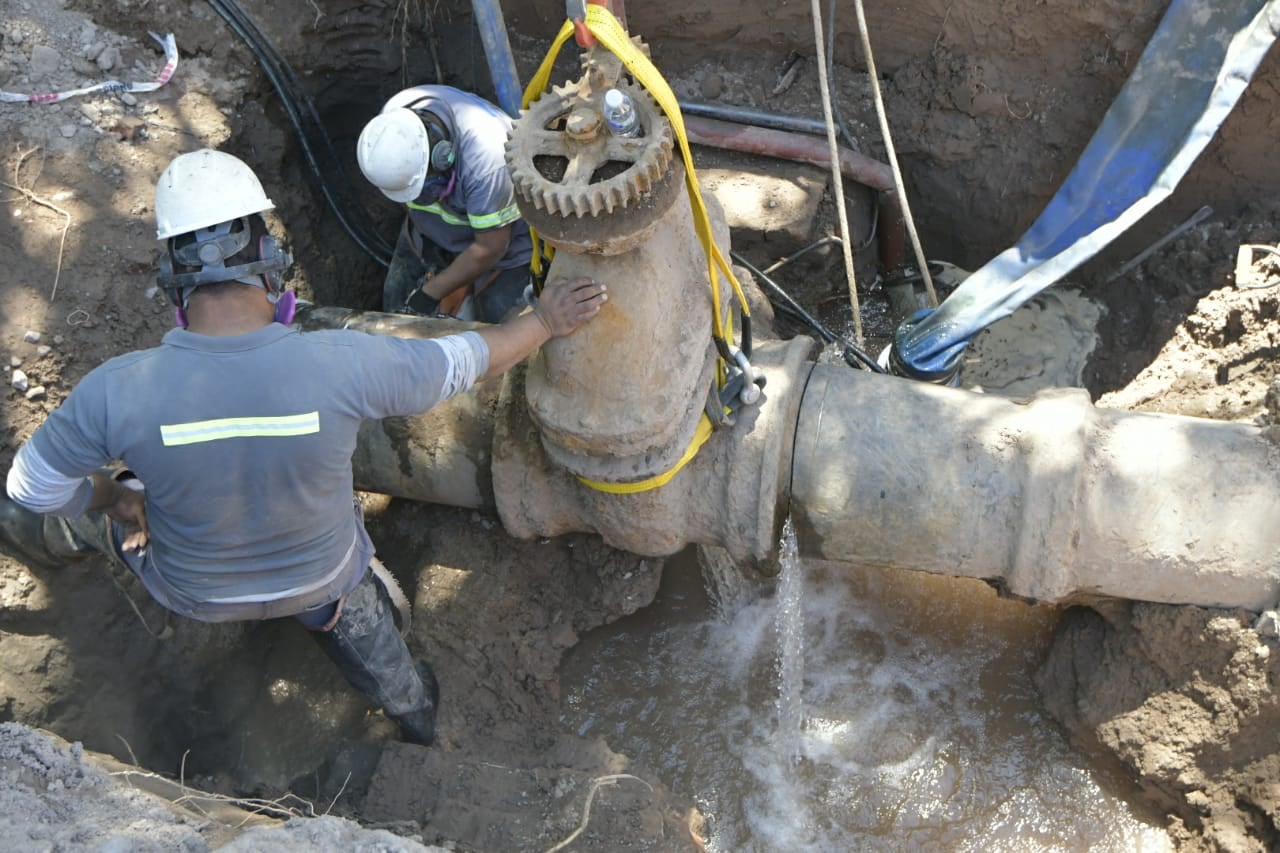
[{"xmin": 476, "ymin": 276, "xmax": 607, "ymax": 379}]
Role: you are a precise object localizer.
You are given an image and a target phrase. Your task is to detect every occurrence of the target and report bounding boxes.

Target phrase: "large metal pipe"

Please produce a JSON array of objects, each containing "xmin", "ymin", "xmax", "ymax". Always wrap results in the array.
[
  {"xmin": 683, "ymin": 115, "xmax": 906, "ymax": 271},
  {"xmin": 298, "ymin": 305, "xmax": 1280, "ymax": 611},
  {"xmin": 791, "ymin": 364, "xmax": 1280, "ymax": 611},
  {"xmin": 296, "ymin": 302, "xmax": 814, "ymax": 569}
]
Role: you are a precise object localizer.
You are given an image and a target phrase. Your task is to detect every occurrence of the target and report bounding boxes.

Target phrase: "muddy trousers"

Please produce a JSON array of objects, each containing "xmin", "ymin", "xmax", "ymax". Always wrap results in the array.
[
  {"xmin": 383, "ymin": 220, "xmax": 529, "ymax": 323},
  {"xmin": 0, "ymin": 496, "xmax": 438, "ymax": 745},
  {"xmin": 307, "ymin": 569, "xmax": 439, "ymax": 746}
]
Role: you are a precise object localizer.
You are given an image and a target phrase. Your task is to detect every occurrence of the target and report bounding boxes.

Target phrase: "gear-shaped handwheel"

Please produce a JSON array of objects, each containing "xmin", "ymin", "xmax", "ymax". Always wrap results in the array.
[{"xmin": 506, "ymin": 79, "xmax": 683, "ymax": 254}]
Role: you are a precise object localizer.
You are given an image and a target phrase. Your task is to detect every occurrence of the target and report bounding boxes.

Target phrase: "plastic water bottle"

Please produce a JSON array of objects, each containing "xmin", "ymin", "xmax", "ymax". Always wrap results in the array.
[{"xmin": 603, "ymin": 88, "xmax": 642, "ymax": 138}]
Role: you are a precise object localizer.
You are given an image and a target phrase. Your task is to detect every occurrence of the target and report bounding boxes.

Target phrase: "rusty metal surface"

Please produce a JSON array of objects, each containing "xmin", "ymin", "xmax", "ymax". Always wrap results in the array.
[{"xmin": 507, "ymin": 55, "xmax": 679, "ymax": 254}]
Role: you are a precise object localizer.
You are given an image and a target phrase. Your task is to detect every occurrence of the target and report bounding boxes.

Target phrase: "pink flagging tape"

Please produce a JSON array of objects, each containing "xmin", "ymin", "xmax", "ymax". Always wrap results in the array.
[{"xmin": 0, "ymin": 32, "xmax": 179, "ymax": 105}]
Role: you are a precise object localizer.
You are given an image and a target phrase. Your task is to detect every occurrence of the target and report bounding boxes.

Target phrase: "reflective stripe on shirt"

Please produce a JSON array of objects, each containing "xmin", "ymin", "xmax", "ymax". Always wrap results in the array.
[
  {"xmin": 468, "ymin": 202, "xmax": 522, "ymax": 230},
  {"xmin": 160, "ymin": 412, "xmax": 321, "ymax": 446},
  {"xmin": 407, "ymin": 200, "xmax": 469, "ymax": 226},
  {"xmin": 405, "ymin": 201, "xmax": 522, "ymax": 232}
]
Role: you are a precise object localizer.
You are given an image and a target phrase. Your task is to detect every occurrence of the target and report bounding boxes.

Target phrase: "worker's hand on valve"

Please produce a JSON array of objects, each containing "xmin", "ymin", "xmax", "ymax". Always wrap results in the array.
[{"xmin": 532, "ymin": 276, "xmax": 608, "ymax": 337}]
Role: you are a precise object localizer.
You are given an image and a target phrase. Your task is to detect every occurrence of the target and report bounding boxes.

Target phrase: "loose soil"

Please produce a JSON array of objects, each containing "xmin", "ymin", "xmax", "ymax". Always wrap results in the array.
[{"xmin": 1, "ymin": 0, "xmax": 1279, "ymax": 850}]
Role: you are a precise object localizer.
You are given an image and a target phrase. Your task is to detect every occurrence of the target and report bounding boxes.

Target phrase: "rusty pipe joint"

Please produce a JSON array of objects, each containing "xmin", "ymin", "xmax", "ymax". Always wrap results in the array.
[{"xmin": 494, "ymin": 337, "xmax": 815, "ymax": 568}]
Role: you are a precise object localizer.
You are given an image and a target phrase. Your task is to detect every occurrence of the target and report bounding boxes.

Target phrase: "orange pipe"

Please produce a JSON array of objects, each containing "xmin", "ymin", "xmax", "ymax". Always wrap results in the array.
[{"xmin": 683, "ymin": 115, "xmax": 906, "ymax": 271}]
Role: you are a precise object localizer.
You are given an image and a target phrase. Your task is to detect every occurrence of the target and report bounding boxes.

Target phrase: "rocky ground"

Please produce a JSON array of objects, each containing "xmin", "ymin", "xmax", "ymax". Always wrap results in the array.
[{"xmin": 1, "ymin": 0, "xmax": 1280, "ymax": 850}]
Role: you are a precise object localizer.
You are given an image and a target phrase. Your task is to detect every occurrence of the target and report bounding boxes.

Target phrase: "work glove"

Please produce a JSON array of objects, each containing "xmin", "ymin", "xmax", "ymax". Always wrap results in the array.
[{"xmin": 404, "ymin": 288, "xmax": 441, "ymax": 317}]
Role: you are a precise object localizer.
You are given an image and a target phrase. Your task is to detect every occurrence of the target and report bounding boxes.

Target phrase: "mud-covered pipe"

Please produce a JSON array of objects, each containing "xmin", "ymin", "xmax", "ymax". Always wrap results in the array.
[
  {"xmin": 470, "ymin": 0, "xmax": 522, "ymax": 117},
  {"xmin": 683, "ymin": 115, "xmax": 905, "ymax": 272},
  {"xmin": 299, "ymin": 305, "xmax": 1280, "ymax": 610},
  {"xmin": 790, "ymin": 364, "xmax": 1280, "ymax": 611},
  {"xmin": 294, "ymin": 306, "xmax": 499, "ymax": 510}
]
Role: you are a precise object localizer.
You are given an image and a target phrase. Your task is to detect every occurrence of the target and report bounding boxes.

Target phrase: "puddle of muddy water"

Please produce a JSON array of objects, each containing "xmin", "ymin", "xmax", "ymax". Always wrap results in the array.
[
  {"xmin": 560, "ymin": 287, "xmax": 1169, "ymax": 850},
  {"xmin": 559, "ymin": 547, "xmax": 1173, "ymax": 851}
]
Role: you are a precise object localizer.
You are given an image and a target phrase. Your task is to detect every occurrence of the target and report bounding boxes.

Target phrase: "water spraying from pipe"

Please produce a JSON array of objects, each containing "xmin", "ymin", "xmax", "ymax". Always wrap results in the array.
[{"xmin": 774, "ymin": 518, "xmax": 806, "ymax": 765}]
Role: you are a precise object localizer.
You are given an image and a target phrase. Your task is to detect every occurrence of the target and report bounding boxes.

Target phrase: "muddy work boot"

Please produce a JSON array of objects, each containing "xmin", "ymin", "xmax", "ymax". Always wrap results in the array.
[
  {"xmin": 310, "ymin": 568, "xmax": 441, "ymax": 747},
  {"xmin": 389, "ymin": 661, "xmax": 440, "ymax": 747},
  {"xmin": 0, "ymin": 497, "xmax": 97, "ymax": 571}
]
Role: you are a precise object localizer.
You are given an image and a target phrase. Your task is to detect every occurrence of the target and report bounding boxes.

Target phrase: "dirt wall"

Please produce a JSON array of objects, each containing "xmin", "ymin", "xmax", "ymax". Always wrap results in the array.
[
  {"xmin": 1038, "ymin": 603, "xmax": 1280, "ymax": 852},
  {"xmin": 497, "ymin": 0, "xmax": 1280, "ymax": 269}
]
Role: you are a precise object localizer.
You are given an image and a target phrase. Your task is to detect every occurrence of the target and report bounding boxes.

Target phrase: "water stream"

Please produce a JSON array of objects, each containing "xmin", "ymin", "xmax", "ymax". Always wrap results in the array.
[
  {"xmin": 560, "ymin": 537, "xmax": 1173, "ymax": 851},
  {"xmin": 773, "ymin": 518, "xmax": 805, "ymax": 768},
  {"xmin": 559, "ymin": 289, "xmax": 1175, "ymax": 848}
]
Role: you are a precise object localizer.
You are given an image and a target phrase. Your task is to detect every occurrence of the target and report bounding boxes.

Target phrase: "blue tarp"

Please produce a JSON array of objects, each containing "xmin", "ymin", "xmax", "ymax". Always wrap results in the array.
[{"xmin": 892, "ymin": 0, "xmax": 1280, "ymax": 382}]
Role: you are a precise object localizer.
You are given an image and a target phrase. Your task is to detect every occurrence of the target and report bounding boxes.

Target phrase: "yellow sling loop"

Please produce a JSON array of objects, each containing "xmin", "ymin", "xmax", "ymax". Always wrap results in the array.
[{"xmin": 522, "ymin": 7, "xmax": 754, "ymax": 494}]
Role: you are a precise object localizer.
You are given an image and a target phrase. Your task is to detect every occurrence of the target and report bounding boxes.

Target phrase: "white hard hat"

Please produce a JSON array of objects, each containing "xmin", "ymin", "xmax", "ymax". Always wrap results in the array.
[
  {"xmin": 358, "ymin": 108, "xmax": 431, "ymax": 203},
  {"xmin": 155, "ymin": 149, "xmax": 275, "ymax": 240}
]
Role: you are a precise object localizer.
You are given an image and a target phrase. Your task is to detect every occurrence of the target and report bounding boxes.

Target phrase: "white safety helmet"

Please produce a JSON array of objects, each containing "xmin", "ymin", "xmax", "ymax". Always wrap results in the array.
[
  {"xmin": 155, "ymin": 149, "xmax": 275, "ymax": 240},
  {"xmin": 357, "ymin": 108, "xmax": 431, "ymax": 204}
]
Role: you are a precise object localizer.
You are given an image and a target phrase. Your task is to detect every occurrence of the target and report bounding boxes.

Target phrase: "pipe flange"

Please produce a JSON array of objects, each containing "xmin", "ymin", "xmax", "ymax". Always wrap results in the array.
[{"xmin": 506, "ymin": 79, "xmax": 681, "ymax": 254}]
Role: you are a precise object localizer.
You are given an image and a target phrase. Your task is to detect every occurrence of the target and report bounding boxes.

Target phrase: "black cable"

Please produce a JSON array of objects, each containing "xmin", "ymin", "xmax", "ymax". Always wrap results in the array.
[
  {"xmin": 207, "ymin": 0, "xmax": 394, "ymax": 267},
  {"xmin": 731, "ymin": 251, "xmax": 886, "ymax": 373},
  {"xmin": 762, "ymin": 235, "xmax": 843, "ymax": 276},
  {"xmin": 216, "ymin": 5, "xmax": 391, "ymax": 267},
  {"xmin": 213, "ymin": 0, "xmax": 389, "ymax": 260}
]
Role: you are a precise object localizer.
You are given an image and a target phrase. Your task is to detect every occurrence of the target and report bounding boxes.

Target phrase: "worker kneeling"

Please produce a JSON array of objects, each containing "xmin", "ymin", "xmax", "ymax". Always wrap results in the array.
[{"xmin": 0, "ymin": 149, "xmax": 607, "ymax": 747}]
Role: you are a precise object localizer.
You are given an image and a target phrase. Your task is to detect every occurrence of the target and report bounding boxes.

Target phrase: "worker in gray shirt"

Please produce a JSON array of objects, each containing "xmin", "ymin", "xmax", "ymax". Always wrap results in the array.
[
  {"xmin": 0, "ymin": 149, "xmax": 606, "ymax": 747},
  {"xmin": 357, "ymin": 84, "xmax": 533, "ymax": 322}
]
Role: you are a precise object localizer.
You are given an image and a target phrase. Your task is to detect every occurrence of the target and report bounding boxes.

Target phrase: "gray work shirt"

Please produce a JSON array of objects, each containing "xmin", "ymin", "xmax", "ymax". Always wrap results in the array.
[
  {"xmin": 384, "ymin": 85, "xmax": 532, "ymax": 270},
  {"xmin": 25, "ymin": 323, "xmax": 487, "ymax": 622}
]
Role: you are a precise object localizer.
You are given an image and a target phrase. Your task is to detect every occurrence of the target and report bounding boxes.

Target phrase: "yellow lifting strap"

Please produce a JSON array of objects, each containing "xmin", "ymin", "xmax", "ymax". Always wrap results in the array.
[
  {"xmin": 522, "ymin": 7, "xmax": 752, "ymax": 350},
  {"xmin": 521, "ymin": 6, "xmax": 752, "ymax": 495}
]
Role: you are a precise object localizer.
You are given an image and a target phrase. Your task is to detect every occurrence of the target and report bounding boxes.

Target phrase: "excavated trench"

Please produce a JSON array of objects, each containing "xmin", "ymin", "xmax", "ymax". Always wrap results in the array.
[{"xmin": 6, "ymin": 0, "xmax": 1280, "ymax": 849}]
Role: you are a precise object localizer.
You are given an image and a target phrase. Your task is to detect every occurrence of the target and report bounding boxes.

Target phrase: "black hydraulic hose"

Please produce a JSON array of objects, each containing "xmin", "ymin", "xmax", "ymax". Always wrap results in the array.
[
  {"xmin": 677, "ymin": 100, "xmax": 831, "ymax": 137},
  {"xmin": 732, "ymin": 251, "xmax": 885, "ymax": 373},
  {"xmin": 210, "ymin": 0, "xmax": 392, "ymax": 263},
  {"xmin": 762, "ymin": 235, "xmax": 844, "ymax": 276},
  {"xmin": 206, "ymin": 0, "xmax": 394, "ymax": 267}
]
